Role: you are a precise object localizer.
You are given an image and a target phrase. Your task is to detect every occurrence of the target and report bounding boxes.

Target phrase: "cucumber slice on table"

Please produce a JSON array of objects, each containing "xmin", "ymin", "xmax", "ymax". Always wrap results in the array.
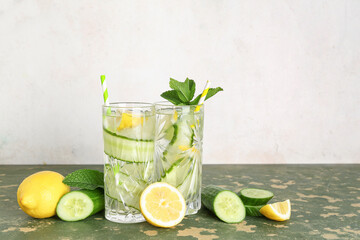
[
  {"xmin": 238, "ymin": 188, "xmax": 274, "ymax": 206},
  {"xmin": 56, "ymin": 189, "xmax": 105, "ymax": 221},
  {"xmin": 245, "ymin": 205, "xmax": 264, "ymax": 217},
  {"xmin": 202, "ymin": 185, "xmax": 245, "ymax": 223}
]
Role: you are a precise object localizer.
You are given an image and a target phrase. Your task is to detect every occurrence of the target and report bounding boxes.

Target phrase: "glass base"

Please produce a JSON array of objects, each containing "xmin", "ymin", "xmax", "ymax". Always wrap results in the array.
[
  {"xmin": 105, "ymin": 208, "xmax": 145, "ymax": 223},
  {"xmin": 105, "ymin": 198, "xmax": 201, "ymax": 223},
  {"xmin": 186, "ymin": 197, "xmax": 201, "ymax": 215},
  {"xmin": 105, "ymin": 194, "xmax": 145, "ymax": 223}
]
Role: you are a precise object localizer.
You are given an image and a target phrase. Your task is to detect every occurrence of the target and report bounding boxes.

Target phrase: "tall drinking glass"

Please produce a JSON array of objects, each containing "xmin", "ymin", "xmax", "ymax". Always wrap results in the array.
[
  {"xmin": 102, "ymin": 102, "xmax": 155, "ymax": 223},
  {"xmin": 154, "ymin": 102, "xmax": 204, "ymax": 215}
]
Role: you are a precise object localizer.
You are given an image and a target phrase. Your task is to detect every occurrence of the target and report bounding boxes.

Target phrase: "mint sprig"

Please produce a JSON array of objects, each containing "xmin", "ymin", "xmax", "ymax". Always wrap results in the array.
[
  {"xmin": 160, "ymin": 77, "xmax": 223, "ymax": 105},
  {"xmin": 63, "ymin": 169, "xmax": 104, "ymax": 190},
  {"xmin": 169, "ymin": 78, "xmax": 196, "ymax": 103}
]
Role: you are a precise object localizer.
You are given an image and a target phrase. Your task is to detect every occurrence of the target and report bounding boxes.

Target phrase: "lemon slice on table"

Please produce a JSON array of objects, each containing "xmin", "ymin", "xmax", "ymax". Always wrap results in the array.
[
  {"xmin": 140, "ymin": 182, "xmax": 186, "ymax": 228},
  {"xmin": 260, "ymin": 199, "xmax": 291, "ymax": 221}
]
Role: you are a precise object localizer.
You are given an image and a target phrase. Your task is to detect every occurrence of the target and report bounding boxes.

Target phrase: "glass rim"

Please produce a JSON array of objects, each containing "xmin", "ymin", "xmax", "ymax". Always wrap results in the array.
[
  {"xmin": 102, "ymin": 102, "xmax": 154, "ymax": 109},
  {"xmin": 154, "ymin": 101, "xmax": 203, "ymax": 108}
]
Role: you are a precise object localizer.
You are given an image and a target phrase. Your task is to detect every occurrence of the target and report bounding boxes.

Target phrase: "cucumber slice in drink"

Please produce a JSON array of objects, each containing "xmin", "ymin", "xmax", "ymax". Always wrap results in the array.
[
  {"xmin": 160, "ymin": 157, "xmax": 193, "ymax": 187},
  {"xmin": 202, "ymin": 185, "xmax": 245, "ymax": 223},
  {"xmin": 56, "ymin": 189, "xmax": 105, "ymax": 222},
  {"xmin": 162, "ymin": 119, "xmax": 195, "ymax": 170},
  {"xmin": 245, "ymin": 205, "xmax": 264, "ymax": 217},
  {"xmin": 105, "ymin": 161, "xmax": 154, "ymax": 181},
  {"xmin": 177, "ymin": 158, "xmax": 200, "ymax": 201},
  {"xmin": 238, "ymin": 188, "xmax": 274, "ymax": 206},
  {"xmin": 159, "ymin": 112, "xmax": 202, "ymax": 201},
  {"xmin": 164, "ymin": 124, "xmax": 175, "ymax": 142},
  {"xmin": 104, "ymin": 112, "xmax": 155, "ymax": 141},
  {"xmin": 169, "ymin": 118, "xmax": 194, "ymax": 147},
  {"xmin": 116, "ymin": 118, "xmax": 155, "ymax": 141},
  {"xmin": 103, "ymin": 128, "xmax": 154, "ymax": 163},
  {"xmin": 104, "ymin": 165, "xmax": 146, "ymax": 210},
  {"xmin": 156, "ymin": 112, "xmax": 175, "ymax": 141}
]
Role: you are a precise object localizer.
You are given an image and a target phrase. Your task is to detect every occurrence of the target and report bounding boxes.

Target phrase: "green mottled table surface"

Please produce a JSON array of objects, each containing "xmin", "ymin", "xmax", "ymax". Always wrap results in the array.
[{"xmin": 0, "ymin": 165, "xmax": 359, "ymax": 239}]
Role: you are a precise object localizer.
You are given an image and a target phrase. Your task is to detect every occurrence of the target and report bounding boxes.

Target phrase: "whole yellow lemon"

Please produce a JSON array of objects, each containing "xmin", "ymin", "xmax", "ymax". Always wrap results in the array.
[{"xmin": 17, "ymin": 171, "xmax": 70, "ymax": 218}]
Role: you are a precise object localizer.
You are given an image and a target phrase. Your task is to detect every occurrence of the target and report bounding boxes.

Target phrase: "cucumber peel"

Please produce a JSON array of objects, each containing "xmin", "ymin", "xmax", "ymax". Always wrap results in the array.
[{"xmin": 245, "ymin": 205, "xmax": 264, "ymax": 217}]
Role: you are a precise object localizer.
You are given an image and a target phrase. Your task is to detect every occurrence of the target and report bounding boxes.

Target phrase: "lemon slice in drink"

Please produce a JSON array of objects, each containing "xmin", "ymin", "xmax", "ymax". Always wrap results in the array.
[
  {"xmin": 117, "ymin": 113, "xmax": 144, "ymax": 130},
  {"xmin": 140, "ymin": 182, "xmax": 186, "ymax": 228},
  {"xmin": 260, "ymin": 199, "xmax": 291, "ymax": 221}
]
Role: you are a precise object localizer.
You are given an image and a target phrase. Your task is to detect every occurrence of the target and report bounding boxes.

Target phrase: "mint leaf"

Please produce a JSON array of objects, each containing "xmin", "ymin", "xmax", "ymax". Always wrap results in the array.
[
  {"xmin": 190, "ymin": 94, "xmax": 201, "ymax": 105},
  {"xmin": 176, "ymin": 90, "xmax": 188, "ymax": 103},
  {"xmin": 190, "ymin": 87, "xmax": 224, "ymax": 105},
  {"xmin": 187, "ymin": 78, "xmax": 196, "ymax": 101},
  {"xmin": 169, "ymin": 78, "xmax": 195, "ymax": 104},
  {"xmin": 160, "ymin": 77, "xmax": 223, "ymax": 106},
  {"xmin": 204, "ymin": 87, "xmax": 224, "ymax": 101},
  {"xmin": 160, "ymin": 90, "xmax": 183, "ymax": 105},
  {"xmin": 63, "ymin": 169, "xmax": 104, "ymax": 190}
]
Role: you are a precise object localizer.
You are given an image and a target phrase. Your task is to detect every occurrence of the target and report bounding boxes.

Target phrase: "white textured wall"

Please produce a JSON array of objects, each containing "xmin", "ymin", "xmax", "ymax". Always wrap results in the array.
[{"xmin": 1, "ymin": 0, "xmax": 359, "ymax": 164}]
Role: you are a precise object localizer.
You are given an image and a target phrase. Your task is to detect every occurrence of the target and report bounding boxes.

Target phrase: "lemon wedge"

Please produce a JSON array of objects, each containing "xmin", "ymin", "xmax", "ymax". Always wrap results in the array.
[
  {"xmin": 260, "ymin": 199, "xmax": 291, "ymax": 221},
  {"xmin": 117, "ymin": 112, "xmax": 144, "ymax": 130},
  {"xmin": 140, "ymin": 182, "xmax": 186, "ymax": 228}
]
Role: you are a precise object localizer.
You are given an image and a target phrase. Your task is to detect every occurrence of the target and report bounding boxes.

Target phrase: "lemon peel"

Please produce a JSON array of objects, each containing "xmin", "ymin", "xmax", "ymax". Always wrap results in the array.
[{"xmin": 17, "ymin": 171, "xmax": 70, "ymax": 218}]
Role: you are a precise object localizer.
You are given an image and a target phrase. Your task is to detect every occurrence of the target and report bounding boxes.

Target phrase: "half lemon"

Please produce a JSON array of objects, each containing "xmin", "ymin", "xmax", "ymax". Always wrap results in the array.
[{"xmin": 140, "ymin": 182, "xmax": 186, "ymax": 228}]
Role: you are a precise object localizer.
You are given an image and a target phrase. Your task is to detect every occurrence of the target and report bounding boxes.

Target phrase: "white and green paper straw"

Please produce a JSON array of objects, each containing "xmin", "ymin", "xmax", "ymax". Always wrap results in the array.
[
  {"xmin": 100, "ymin": 75, "xmax": 111, "ymax": 115},
  {"xmin": 101, "ymin": 75, "xmax": 109, "ymax": 105}
]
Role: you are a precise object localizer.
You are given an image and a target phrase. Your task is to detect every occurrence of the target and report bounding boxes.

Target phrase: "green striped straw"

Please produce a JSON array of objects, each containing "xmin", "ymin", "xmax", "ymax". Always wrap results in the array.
[{"xmin": 100, "ymin": 75, "xmax": 112, "ymax": 115}]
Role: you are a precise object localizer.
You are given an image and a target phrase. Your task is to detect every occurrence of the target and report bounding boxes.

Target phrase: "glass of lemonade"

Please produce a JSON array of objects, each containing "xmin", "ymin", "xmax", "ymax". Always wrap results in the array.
[
  {"xmin": 154, "ymin": 102, "xmax": 204, "ymax": 215},
  {"xmin": 102, "ymin": 102, "xmax": 155, "ymax": 223}
]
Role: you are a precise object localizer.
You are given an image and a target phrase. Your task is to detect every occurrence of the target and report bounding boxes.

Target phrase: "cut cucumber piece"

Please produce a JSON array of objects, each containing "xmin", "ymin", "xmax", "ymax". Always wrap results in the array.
[
  {"xmin": 164, "ymin": 124, "xmax": 175, "ymax": 142},
  {"xmin": 103, "ymin": 128, "xmax": 154, "ymax": 163},
  {"xmin": 162, "ymin": 119, "xmax": 195, "ymax": 170},
  {"xmin": 103, "ymin": 113, "xmax": 155, "ymax": 141},
  {"xmin": 116, "ymin": 117, "xmax": 155, "ymax": 141},
  {"xmin": 169, "ymin": 118, "xmax": 194, "ymax": 147},
  {"xmin": 168, "ymin": 123, "xmax": 179, "ymax": 145},
  {"xmin": 177, "ymin": 157, "xmax": 200, "ymax": 201},
  {"xmin": 245, "ymin": 205, "xmax": 264, "ymax": 217},
  {"xmin": 104, "ymin": 165, "xmax": 146, "ymax": 210},
  {"xmin": 105, "ymin": 160, "xmax": 154, "ymax": 181},
  {"xmin": 238, "ymin": 188, "xmax": 274, "ymax": 206},
  {"xmin": 160, "ymin": 157, "xmax": 193, "ymax": 187},
  {"xmin": 155, "ymin": 111, "xmax": 176, "ymax": 141},
  {"xmin": 202, "ymin": 185, "xmax": 245, "ymax": 223},
  {"xmin": 56, "ymin": 189, "xmax": 105, "ymax": 222}
]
